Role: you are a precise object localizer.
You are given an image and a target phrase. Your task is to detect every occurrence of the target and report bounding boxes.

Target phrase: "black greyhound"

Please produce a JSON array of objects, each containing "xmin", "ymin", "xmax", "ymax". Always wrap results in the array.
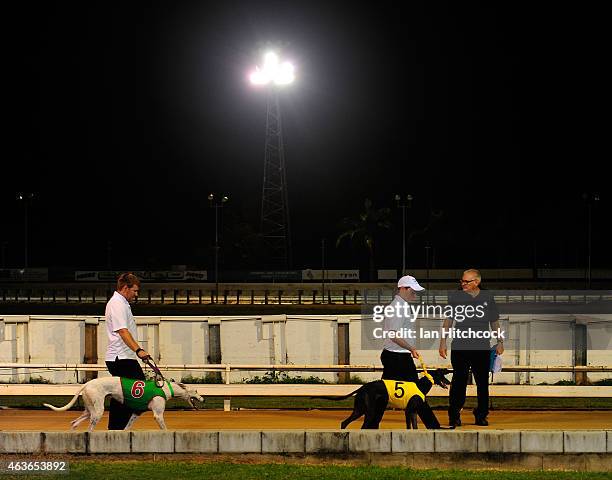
[{"xmin": 316, "ymin": 368, "xmax": 451, "ymax": 429}]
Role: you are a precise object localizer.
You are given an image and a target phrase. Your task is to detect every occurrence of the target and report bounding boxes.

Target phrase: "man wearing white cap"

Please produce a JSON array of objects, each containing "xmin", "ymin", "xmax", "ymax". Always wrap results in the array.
[{"xmin": 380, "ymin": 274, "xmax": 425, "ymax": 382}]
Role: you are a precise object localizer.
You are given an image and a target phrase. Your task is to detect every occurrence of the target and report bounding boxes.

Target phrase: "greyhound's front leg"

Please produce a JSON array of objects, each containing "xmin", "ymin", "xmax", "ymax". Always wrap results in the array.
[
  {"xmin": 404, "ymin": 408, "xmax": 417, "ymax": 429},
  {"xmin": 405, "ymin": 397, "xmax": 422, "ymax": 429},
  {"xmin": 149, "ymin": 397, "xmax": 167, "ymax": 430},
  {"xmin": 124, "ymin": 413, "xmax": 141, "ymax": 430}
]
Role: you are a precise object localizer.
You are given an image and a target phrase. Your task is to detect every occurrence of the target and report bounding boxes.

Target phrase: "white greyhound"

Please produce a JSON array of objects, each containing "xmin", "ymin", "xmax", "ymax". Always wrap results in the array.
[{"xmin": 44, "ymin": 377, "xmax": 203, "ymax": 431}]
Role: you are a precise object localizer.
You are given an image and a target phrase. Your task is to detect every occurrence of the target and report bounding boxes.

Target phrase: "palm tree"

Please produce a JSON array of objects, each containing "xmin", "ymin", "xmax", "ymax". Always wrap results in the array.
[{"xmin": 337, "ymin": 199, "xmax": 392, "ymax": 281}]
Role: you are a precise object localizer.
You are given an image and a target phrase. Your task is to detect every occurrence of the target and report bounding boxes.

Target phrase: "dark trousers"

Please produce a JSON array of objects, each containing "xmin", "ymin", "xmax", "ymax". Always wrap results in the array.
[
  {"xmin": 380, "ymin": 349, "xmax": 418, "ymax": 382},
  {"xmin": 449, "ymin": 349, "xmax": 490, "ymax": 419},
  {"xmin": 106, "ymin": 357, "xmax": 145, "ymax": 430},
  {"xmin": 381, "ymin": 349, "xmax": 438, "ymax": 426}
]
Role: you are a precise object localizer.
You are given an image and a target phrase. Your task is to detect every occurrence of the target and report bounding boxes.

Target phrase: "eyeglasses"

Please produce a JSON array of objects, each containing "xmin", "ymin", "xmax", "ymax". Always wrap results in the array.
[{"xmin": 460, "ymin": 279, "xmax": 476, "ymax": 284}]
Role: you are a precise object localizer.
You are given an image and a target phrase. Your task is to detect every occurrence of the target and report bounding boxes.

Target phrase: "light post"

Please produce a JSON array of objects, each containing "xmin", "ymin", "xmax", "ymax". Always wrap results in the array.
[
  {"xmin": 16, "ymin": 192, "xmax": 34, "ymax": 269},
  {"xmin": 321, "ymin": 238, "xmax": 326, "ymax": 304},
  {"xmin": 208, "ymin": 193, "xmax": 229, "ymax": 303},
  {"xmin": 250, "ymin": 51, "xmax": 295, "ymax": 269},
  {"xmin": 583, "ymin": 192, "xmax": 600, "ymax": 289},
  {"xmin": 106, "ymin": 241, "xmax": 112, "ymax": 270},
  {"xmin": 394, "ymin": 194, "xmax": 413, "ymax": 275},
  {"xmin": 1, "ymin": 241, "xmax": 7, "ymax": 269},
  {"xmin": 424, "ymin": 244, "xmax": 432, "ymax": 291}
]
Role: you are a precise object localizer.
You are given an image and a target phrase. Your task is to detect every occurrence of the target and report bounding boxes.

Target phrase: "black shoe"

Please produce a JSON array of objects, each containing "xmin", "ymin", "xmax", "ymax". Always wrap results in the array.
[
  {"xmin": 473, "ymin": 408, "xmax": 488, "ymax": 426},
  {"xmin": 449, "ymin": 416, "xmax": 462, "ymax": 428}
]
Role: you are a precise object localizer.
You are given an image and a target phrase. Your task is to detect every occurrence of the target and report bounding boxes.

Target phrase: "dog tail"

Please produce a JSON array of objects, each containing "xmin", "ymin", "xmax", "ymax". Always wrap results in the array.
[
  {"xmin": 311, "ymin": 385, "xmax": 364, "ymax": 401},
  {"xmin": 43, "ymin": 385, "xmax": 87, "ymax": 412}
]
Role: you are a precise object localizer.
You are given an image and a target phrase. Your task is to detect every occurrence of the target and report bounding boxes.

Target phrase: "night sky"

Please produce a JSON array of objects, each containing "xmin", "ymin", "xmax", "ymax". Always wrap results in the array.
[{"xmin": 3, "ymin": 2, "xmax": 608, "ymax": 274}]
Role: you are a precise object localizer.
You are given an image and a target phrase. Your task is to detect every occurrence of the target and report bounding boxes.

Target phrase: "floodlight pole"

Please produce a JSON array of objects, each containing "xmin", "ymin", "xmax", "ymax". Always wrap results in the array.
[
  {"xmin": 260, "ymin": 89, "xmax": 292, "ymax": 269},
  {"xmin": 251, "ymin": 52, "xmax": 294, "ymax": 270},
  {"xmin": 1, "ymin": 241, "xmax": 7, "ymax": 269},
  {"xmin": 321, "ymin": 238, "xmax": 326, "ymax": 304},
  {"xmin": 395, "ymin": 194, "xmax": 412, "ymax": 275},
  {"xmin": 209, "ymin": 194, "xmax": 228, "ymax": 303},
  {"xmin": 584, "ymin": 192, "xmax": 600, "ymax": 289},
  {"xmin": 17, "ymin": 193, "xmax": 34, "ymax": 269}
]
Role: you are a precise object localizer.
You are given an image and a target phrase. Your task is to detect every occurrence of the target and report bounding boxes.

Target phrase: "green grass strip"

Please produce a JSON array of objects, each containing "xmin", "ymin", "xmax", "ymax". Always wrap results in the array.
[{"xmin": 11, "ymin": 461, "xmax": 612, "ymax": 480}]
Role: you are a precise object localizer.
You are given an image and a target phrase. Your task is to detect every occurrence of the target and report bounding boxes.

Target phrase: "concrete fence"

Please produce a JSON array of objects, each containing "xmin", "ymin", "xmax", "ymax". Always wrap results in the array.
[{"xmin": 1, "ymin": 430, "xmax": 610, "ymax": 470}]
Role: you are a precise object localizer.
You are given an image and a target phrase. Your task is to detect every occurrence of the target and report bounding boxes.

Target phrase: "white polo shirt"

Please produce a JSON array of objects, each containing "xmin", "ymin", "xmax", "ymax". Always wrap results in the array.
[
  {"xmin": 382, "ymin": 295, "xmax": 416, "ymax": 353},
  {"xmin": 105, "ymin": 291, "xmax": 138, "ymax": 361}
]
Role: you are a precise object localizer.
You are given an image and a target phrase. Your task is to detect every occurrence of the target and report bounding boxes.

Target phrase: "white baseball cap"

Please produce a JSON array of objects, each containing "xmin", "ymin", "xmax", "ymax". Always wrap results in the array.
[{"xmin": 397, "ymin": 275, "xmax": 425, "ymax": 291}]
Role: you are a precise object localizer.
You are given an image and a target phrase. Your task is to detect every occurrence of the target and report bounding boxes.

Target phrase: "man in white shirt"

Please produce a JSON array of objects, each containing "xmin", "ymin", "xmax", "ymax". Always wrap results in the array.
[
  {"xmin": 105, "ymin": 272, "xmax": 150, "ymax": 430},
  {"xmin": 380, "ymin": 275, "xmax": 425, "ymax": 382}
]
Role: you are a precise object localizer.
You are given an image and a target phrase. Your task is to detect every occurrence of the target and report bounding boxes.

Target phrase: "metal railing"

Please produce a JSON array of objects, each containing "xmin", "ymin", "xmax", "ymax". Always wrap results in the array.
[
  {"xmin": 2, "ymin": 286, "xmax": 611, "ymax": 305},
  {"xmin": 1, "ymin": 362, "xmax": 611, "ymax": 380}
]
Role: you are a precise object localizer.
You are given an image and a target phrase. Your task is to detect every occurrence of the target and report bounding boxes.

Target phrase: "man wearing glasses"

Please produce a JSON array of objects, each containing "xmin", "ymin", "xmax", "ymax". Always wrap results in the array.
[{"xmin": 438, "ymin": 269, "xmax": 504, "ymax": 427}]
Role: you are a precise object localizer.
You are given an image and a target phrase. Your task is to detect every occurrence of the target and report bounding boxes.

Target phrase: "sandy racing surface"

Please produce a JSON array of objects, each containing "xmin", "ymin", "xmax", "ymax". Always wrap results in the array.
[{"xmin": 2, "ymin": 409, "xmax": 611, "ymax": 431}]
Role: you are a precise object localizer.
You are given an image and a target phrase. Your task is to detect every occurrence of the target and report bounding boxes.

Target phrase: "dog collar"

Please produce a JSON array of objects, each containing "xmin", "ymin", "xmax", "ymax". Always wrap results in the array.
[{"xmin": 161, "ymin": 381, "xmax": 174, "ymax": 399}]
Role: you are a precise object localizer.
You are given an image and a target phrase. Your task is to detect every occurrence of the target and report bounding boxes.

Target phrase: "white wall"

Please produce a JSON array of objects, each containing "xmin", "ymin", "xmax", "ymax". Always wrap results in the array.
[{"xmin": 0, "ymin": 314, "xmax": 610, "ymax": 384}]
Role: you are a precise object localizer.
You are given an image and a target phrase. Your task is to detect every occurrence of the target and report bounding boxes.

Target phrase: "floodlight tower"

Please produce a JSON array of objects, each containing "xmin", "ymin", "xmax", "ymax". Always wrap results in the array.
[{"xmin": 250, "ymin": 52, "xmax": 294, "ymax": 269}]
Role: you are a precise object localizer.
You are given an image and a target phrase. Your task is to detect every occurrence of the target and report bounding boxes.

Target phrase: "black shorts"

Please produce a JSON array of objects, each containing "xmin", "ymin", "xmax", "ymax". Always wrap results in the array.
[{"xmin": 380, "ymin": 349, "xmax": 418, "ymax": 382}]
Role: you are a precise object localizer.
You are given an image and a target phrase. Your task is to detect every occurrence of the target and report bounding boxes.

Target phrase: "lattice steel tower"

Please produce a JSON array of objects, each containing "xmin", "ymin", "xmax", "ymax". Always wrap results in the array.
[
  {"xmin": 260, "ymin": 91, "xmax": 291, "ymax": 268},
  {"xmin": 250, "ymin": 52, "xmax": 295, "ymax": 269}
]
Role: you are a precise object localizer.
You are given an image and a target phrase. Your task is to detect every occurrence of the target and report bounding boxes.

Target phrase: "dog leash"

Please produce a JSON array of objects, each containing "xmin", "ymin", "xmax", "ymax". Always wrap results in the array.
[
  {"xmin": 143, "ymin": 357, "xmax": 166, "ymax": 388},
  {"xmin": 416, "ymin": 354, "xmax": 434, "ymax": 384}
]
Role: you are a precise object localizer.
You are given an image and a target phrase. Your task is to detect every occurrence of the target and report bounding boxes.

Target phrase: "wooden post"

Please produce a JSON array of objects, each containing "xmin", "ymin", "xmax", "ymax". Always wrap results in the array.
[
  {"xmin": 574, "ymin": 320, "xmax": 588, "ymax": 385},
  {"xmin": 84, "ymin": 322, "xmax": 98, "ymax": 382},
  {"xmin": 337, "ymin": 322, "xmax": 350, "ymax": 384},
  {"xmin": 208, "ymin": 323, "xmax": 222, "ymax": 384}
]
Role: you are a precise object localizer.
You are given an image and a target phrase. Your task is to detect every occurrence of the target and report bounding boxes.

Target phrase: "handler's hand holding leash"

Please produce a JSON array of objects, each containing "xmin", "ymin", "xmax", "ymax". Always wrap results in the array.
[
  {"xmin": 137, "ymin": 350, "xmax": 167, "ymax": 389},
  {"xmin": 135, "ymin": 347, "xmax": 150, "ymax": 360},
  {"xmin": 415, "ymin": 354, "xmax": 429, "ymax": 376}
]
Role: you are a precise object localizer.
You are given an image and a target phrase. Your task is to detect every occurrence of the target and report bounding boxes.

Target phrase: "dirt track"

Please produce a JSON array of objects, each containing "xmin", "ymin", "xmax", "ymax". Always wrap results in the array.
[{"xmin": 1, "ymin": 409, "xmax": 611, "ymax": 431}]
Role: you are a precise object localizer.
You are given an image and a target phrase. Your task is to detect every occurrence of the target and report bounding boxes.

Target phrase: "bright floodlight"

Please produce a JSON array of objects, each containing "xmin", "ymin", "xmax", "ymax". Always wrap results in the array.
[{"xmin": 249, "ymin": 51, "xmax": 295, "ymax": 86}]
